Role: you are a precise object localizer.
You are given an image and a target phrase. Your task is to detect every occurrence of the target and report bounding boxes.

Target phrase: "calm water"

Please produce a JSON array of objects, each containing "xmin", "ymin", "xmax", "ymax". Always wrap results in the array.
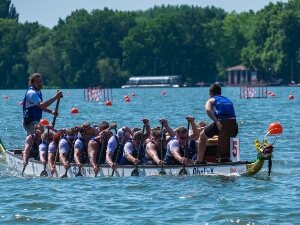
[{"xmin": 0, "ymin": 87, "xmax": 299, "ymax": 224}]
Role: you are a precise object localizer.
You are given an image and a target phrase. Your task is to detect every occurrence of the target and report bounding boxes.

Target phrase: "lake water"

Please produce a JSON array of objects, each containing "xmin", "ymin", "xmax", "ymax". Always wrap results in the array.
[{"xmin": 0, "ymin": 87, "xmax": 299, "ymax": 224}]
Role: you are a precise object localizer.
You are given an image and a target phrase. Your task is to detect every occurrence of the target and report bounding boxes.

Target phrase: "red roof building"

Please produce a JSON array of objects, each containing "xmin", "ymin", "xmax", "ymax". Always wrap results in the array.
[{"xmin": 226, "ymin": 65, "xmax": 258, "ymax": 85}]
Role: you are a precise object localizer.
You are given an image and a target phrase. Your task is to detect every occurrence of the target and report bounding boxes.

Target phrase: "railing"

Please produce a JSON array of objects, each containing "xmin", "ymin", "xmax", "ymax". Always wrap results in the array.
[{"xmin": 84, "ymin": 87, "xmax": 112, "ymax": 102}]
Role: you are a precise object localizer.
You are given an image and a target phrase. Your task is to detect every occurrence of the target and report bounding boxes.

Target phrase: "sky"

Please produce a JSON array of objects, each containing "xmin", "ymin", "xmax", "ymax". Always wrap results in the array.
[{"xmin": 12, "ymin": 0, "xmax": 287, "ymax": 28}]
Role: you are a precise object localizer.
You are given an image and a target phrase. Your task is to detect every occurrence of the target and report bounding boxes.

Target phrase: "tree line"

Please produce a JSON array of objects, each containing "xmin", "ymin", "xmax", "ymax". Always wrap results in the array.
[{"xmin": 1, "ymin": 0, "xmax": 300, "ymax": 89}]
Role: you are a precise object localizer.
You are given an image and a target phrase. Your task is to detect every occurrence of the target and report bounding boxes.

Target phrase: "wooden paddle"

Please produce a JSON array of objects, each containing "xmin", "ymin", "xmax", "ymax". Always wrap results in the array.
[
  {"xmin": 40, "ymin": 93, "xmax": 61, "ymax": 177},
  {"xmin": 40, "ymin": 127, "xmax": 50, "ymax": 177},
  {"xmin": 178, "ymin": 120, "xmax": 189, "ymax": 175},
  {"xmin": 131, "ymin": 125, "xmax": 146, "ymax": 176},
  {"xmin": 95, "ymin": 133, "xmax": 106, "ymax": 177},
  {"xmin": 51, "ymin": 132, "xmax": 63, "ymax": 177},
  {"xmin": 61, "ymin": 139, "xmax": 75, "ymax": 178},
  {"xmin": 159, "ymin": 123, "xmax": 166, "ymax": 175},
  {"xmin": 111, "ymin": 131, "xmax": 125, "ymax": 176}
]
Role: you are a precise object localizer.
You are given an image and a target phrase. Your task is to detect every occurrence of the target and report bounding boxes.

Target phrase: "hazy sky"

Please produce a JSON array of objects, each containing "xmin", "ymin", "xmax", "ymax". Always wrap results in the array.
[{"xmin": 12, "ymin": 0, "xmax": 286, "ymax": 28}]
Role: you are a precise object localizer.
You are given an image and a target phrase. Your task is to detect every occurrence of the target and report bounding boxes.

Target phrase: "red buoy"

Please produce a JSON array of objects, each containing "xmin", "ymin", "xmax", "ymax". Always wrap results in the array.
[
  {"xmin": 271, "ymin": 93, "xmax": 275, "ymax": 97},
  {"xmin": 105, "ymin": 100, "xmax": 112, "ymax": 106},
  {"xmin": 4, "ymin": 96, "xmax": 8, "ymax": 99},
  {"xmin": 125, "ymin": 98, "xmax": 130, "ymax": 102},
  {"xmin": 67, "ymin": 91, "xmax": 70, "ymax": 94},
  {"xmin": 162, "ymin": 91, "xmax": 166, "ymax": 95},
  {"xmin": 124, "ymin": 95, "xmax": 128, "ymax": 99},
  {"xmin": 267, "ymin": 91, "xmax": 271, "ymax": 95},
  {"xmin": 289, "ymin": 95, "xmax": 294, "ymax": 100},
  {"xmin": 131, "ymin": 93, "xmax": 136, "ymax": 97},
  {"xmin": 268, "ymin": 122, "xmax": 283, "ymax": 135},
  {"xmin": 19, "ymin": 102, "xmax": 23, "ymax": 105},
  {"xmin": 40, "ymin": 118, "xmax": 50, "ymax": 126},
  {"xmin": 70, "ymin": 108, "xmax": 79, "ymax": 114}
]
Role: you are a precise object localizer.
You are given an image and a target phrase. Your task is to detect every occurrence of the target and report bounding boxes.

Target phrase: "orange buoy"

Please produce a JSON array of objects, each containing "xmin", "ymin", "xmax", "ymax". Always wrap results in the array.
[
  {"xmin": 162, "ymin": 91, "xmax": 166, "ymax": 95},
  {"xmin": 70, "ymin": 108, "xmax": 79, "ymax": 114},
  {"xmin": 271, "ymin": 93, "xmax": 275, "ymax": 97},
  {"xmin": 268, "ymin": 122, "xmax": 283, "ymax": 135},
  {"xmin": 105, "ymin": 100, "xmax": 112, "ymax": 106},
  {"xmin": 19, "ymin": 102, "xmax": 23, "ymax": 105},
  {"xmin": 131, "ymin": 93, "xmax": 136, "ymax": 97},
  {"xmin": 40, "ymin": 118, "xmax": 50, "ymax": 126},
  {"xmin": 4, "ymin": 96, "xmax": 8, "ymax": 99},
  {"xmin": 289, "ymin": 95, "xmax": 294, "ymax": 99},
  {"xmin": 125, "ymin": 98, "xmax": 130, "ymax": 102}
]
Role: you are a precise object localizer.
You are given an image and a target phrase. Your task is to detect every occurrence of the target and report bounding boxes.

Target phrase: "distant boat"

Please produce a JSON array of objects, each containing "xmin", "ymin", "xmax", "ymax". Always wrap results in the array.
[
  {"xmin": 122, "ymin": 76, "xmax": 181, "ymax": 88},
  {"xmin": 288, "ymin": 81, "xmax": 300, "ymax": 86}
]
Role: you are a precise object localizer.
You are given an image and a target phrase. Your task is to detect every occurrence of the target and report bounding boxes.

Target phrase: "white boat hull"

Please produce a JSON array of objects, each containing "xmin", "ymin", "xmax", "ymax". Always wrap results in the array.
[{"xmin": 5, "ymin": 150, "xmax": 248, "ymax": 178}]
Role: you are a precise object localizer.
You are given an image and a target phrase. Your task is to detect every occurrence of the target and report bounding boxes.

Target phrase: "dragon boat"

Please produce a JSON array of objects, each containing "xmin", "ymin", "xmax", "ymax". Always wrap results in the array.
[{"xmin": 0, "ymin": 122, "xmax": 282, "ymax": 178}]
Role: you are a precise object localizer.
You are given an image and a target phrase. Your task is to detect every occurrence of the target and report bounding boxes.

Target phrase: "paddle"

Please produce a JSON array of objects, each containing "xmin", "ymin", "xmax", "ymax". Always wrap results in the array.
[
  {"xmin": 40, "ymin": 127, "xmax": 50, "ymax": 177},
  {"xmin": 131, "ymin": 125, "xmax": 146, "ymax": 176},
  {"xmin": 40, "ymin": 92, "xmax": 61, "ymax": 177},
  {"xmin": 178, "ymin": 120, "xmax": 189, "ymax": 175},
  {"xmin": 75, "ymin": 129, "xmax": 86, "ymax": 177},
  {"xmin": 111, "ymin": 131, "xmax": 125, "ymax": 176},
  {"xmin": 95, "ymin": 133, "xmax": 106, "ymax": 177},
  {"xmin": 159, "ymin": 123, "xmax": 166, "ymax": 175},
  {"xmin": 21, "ymin": 162, "xmax": 27, "ymax": 175},
  {"xmin": 61, "ymin": 139, "xmax": 75, "ymax": 178},
  {"xmin": 51, "ymin": 132, "xmax": 64, "ymax": 177}
]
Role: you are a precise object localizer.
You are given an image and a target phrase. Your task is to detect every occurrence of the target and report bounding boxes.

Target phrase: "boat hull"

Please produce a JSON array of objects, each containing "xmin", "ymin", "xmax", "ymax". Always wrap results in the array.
[{"xmin": 5, "ymin": 150, "xmax": 249, "ymax": 178}]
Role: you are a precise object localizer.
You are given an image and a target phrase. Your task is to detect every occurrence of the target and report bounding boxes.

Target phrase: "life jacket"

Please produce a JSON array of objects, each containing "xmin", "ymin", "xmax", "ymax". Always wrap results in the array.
[
  {"xmin": 23, "ymin": 87, "xmax": 43, "ymax": 122},
  {"xmin": 164, "ymin": 138, "xmax": 196, "ymax": 165},
  {"xmin": 28, "ymin": 134, "xmax": 40, "ymax": 160},
  {"xmin": 185, "ymin": 140, "xmax": 197, "ymax": 160},
  {"xmin": 62, "ymin": 136, "xmax": 75, "ymax": 163},
  {"xmin": 111, "ymin": 135, "xmax": 122, "ymax": 163},
  {"xmin": 213, "ymin": 96, "xmax": 236, "ymax": 120},
  {"xmin": 120, "ymin": 138, "xmax": 144, "ymax": 165},
  {"xmin": 164, "ymin": 137, "xmax": 181, "ymax": 165},
  {"xmin": 78, "ymin": 137, "xmax": 89, "ymax": 164}
]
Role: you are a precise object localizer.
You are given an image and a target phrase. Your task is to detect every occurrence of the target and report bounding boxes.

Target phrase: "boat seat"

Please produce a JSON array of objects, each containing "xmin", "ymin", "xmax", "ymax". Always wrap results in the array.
[
  {"xmin": 216, "ymin": 119, "xmax": 237, "ymax": 162},
  {"xmin": 204, "ymin": 136, "xmax": 218, "ymax": 162}
]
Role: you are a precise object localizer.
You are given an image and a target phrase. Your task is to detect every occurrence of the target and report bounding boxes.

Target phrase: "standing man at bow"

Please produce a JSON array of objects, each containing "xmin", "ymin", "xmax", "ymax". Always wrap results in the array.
[{"xmin": 22, "ymin": 73, "xmax": 63, "ymax": 136}]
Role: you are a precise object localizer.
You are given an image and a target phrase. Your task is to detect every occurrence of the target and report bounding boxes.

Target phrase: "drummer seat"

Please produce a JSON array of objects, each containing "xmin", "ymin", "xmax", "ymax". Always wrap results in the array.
[
  {"xmin": 203, "ymin": 119, "xmax": 237, "ymax": 163},
  {"xmin": 216, "ymin": 119, "xmax": 237, "ymax": 162}
]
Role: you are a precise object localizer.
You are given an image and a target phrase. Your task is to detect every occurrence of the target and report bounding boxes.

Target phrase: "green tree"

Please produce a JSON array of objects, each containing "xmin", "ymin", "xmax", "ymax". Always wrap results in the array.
[
  {"xmin": 97, "ymin": 58, "xmax": 129, "ymax": 88},
  {"xmin": 0, "ymin": 0, "xmax": 18, "ymax": 21},
  {"xmin": 0, "ymin": 20, "xmax": 41, "ymax": 88}
]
